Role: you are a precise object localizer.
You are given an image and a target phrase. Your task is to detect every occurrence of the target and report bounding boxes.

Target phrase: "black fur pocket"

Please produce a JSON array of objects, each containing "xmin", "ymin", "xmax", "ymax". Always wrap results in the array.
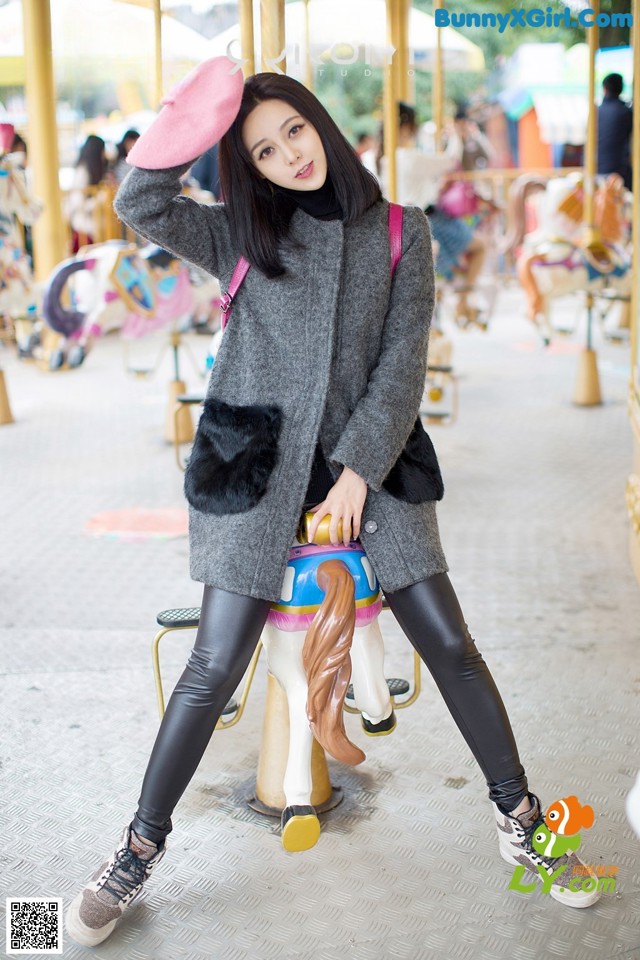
[
  {"xmin": 184, "ymin": 398, "xmax": 283, "ymax": 515},
  {"xmin": 382, "ymin": 417, "xmax": 444, "ymax": 503}
]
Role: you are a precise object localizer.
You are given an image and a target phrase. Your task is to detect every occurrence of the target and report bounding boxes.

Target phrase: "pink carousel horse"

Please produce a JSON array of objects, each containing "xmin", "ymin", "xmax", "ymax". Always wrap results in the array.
[{"xmin": 42, "ymin": 241, "xmax": 221, "ymax": 369}]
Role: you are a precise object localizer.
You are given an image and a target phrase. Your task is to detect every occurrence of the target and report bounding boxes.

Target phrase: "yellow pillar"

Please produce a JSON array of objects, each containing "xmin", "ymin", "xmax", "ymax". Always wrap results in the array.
[
  {"xmin": 383, "ymin": 0, "xmax": 398, "ymax": 201},
  {"xmin": 0, "ymin": 370, "xmax": 14, "ymax": 425},
  {"xmin": 433, "ymin": 0, "xmax": 444, "ymax": 151},
  {"xmin": 260, "ymin": 0, "xmax": 286, "ymax": 74},
  {"xmin": 583, "ymin": 0, "xmax": 599, "ymax": 247},
  {"xmin": 395, "ymin": 0, "xmax": 411, "ymax": 103},
  {"xmin": 303, "ymin": 0, "xmax": 313, "ymax": 90},
  {"xmin": 22, "ymin": 0, "xmax": 66, "ymax": 281},
  {"xmin": 392, "ymin": 0, "xmax": 402, "ymax": 104},
  {"xmin": 573, "ymin": 0, "xmax": 601, "ymax": 406},
  {"xmin": 153, "ymin": 0, "xmax": 162, "ymax": 106},
  {"xmin": 239, "ymin": 0, "xmax": 255, "ymax": 77}
]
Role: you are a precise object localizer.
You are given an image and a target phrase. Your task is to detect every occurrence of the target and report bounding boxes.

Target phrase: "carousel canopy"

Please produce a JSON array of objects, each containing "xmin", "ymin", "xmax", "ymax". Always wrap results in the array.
[{"xmin": 0, "ymin": 0, "xmax": 211, "ymax": 85}]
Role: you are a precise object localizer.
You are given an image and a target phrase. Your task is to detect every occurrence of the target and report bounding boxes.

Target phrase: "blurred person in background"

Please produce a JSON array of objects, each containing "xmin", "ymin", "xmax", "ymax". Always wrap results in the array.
[
  {"xmin": 8, "ymin": 132, "xmax": 33, "ymax": 259},
  {"xmin": 189, "ymin": 143, "xmax": 220, "ymax": 199},
  {"xmin": 364, "ymin": 103, "xmax": 487, "ymax": 325},
  {"xmin": 112, "ymin": 129, "xmax": 140, "ymax": 184},
  {"xmin": 445, "ymin": 106, "xmax": 495, "ymax": 172},
  {"xmin": 597, "ymin": 73, "xmax": 632, "ymax": 192},
  {"xmin": 354, "ymin": 131, "xmax": 375, "ymax": 159},
  {"xmin": 66, "ymin": 134, "xmax": 108, "ymax": 252}
]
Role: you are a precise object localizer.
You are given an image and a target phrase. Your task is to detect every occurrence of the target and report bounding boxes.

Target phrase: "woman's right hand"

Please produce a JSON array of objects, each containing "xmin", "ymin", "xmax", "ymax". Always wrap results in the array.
[{"xmin": 306, "ymin": 466, "xmax": 368, "ymax": 547}]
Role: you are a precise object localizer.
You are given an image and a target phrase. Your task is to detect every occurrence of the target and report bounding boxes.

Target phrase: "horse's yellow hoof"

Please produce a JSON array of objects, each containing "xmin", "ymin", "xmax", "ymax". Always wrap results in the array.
[{"xmin": 281, "ymin": 806, "xmax": 321, "ymax": 852}]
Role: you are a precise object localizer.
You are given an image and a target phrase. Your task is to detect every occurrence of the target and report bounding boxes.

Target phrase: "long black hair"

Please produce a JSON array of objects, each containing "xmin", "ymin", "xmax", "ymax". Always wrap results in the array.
[
  {"xmin": 76, "ymin": 134, "xmax": 106, "ymax": 185},
  {"xmin": 116, "ymin": 129, "xmax": 140, "ymax": 161},
  {"xmin": 219, "ymin": 73, "xmax": 381, "ymax": 277}
]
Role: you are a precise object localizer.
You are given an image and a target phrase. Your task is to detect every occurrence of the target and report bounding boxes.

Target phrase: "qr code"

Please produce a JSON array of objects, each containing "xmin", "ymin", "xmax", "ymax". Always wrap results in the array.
[{"xmin": 6, "ymin": 899, "xmax": 63, "ymax": 954}]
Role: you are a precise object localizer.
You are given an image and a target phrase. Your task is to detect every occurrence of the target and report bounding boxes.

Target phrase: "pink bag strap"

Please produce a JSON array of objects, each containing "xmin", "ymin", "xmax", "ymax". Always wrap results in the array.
[
  {"xmin": 221, "ymin": 203, "xmax": 403, "ymax": 330},
  {"xmin": 219, "ymin": 255, "xmax": 251, "ymax": 331},
  {"xmin": 388, "ymin": 201, "xmax": 403, "ymax": 278}
]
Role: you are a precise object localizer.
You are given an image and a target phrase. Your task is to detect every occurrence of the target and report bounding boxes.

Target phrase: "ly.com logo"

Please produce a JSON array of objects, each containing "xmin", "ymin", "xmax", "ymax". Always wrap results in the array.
[{"xmin": 508, "ymin": 795, "xmax": 619, "ymax": 896}]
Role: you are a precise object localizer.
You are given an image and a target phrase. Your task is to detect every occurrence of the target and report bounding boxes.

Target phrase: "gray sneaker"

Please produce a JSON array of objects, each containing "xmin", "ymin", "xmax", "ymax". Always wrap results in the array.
[
  {"xmin": 494, "ymin": 794, "xmax": 601, "ymax": 908},
  {"xmin": 65, "ymin": 824, "xmax": 166, "ymax": 946}
]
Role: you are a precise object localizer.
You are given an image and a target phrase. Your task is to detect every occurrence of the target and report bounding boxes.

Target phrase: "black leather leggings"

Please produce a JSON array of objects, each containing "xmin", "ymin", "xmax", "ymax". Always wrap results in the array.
[
  {"xmin": 131, "ymin": 574, "xmax": 527, "ymax": 844},
  {"xmin": 385, "ymin": 574, "xmax": 528, "ymax": 814}
]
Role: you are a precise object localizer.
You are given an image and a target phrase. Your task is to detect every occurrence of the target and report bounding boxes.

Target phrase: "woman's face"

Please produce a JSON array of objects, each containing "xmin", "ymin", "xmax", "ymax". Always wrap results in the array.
[{"xmin": 242, "ymin": 98, "xmax": 327, "ymax": 191}]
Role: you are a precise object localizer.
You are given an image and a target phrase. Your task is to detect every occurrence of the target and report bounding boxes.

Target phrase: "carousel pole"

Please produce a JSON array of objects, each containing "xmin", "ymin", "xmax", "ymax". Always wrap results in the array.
[
  {"xmin": 399, "ymin": 0, "xmax": 414, "ymax": 104},
  {"xmin": 152, "ymin": 0, "xmax": 162, "ymax": 107},
  {"xmin": 573, "ymin": 0, "xmax": 602, "ymax": 406},
  {"xmin": 303, "ymin": 0, "xmax": 313, "ymax": 90},
  {"xmin": 22, "ymin": 0, "xmax": 67, "ymax": 372},
  {"xmin": 393, "ymin": 0, "xmax": 405, "ymax": 103},
  {"xmin": 0, "ymin": 367, "xmax": 13, "ymax": 425},
  {"xmin": 383, "ymin": 0, "xmax": 399, "ymax": 201},
  {"xmin": 22, "ymin": 0, "xmax": 66, "ymax": 281},
  {"xmin": 239, "ymin": 0, "xmax": 255, "ymax": 77},
  {"xmin": 260, "ymin": 0, "xmax": 286, "ymax": 74},
  {"xmin": 432, "ymin": 0, "xmax": 444, "ymax": 151}
]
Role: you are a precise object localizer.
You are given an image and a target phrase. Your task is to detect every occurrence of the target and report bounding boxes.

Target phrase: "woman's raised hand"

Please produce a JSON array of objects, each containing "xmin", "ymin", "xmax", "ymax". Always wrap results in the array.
[{"xmin": 307, "ymin": 466, "xmax": 368, "ymax": 547}]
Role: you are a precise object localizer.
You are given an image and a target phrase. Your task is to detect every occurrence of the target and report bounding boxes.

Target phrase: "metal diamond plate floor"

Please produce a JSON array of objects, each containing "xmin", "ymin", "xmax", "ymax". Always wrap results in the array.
[{"xmin": 1, "ymin": 289, "xmax": 639, "ymax": 960}]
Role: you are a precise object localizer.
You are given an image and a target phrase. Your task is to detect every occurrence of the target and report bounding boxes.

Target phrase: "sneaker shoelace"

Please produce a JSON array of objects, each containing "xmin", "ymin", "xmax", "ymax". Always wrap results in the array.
[
  {"xmin": 99, "ymin": 848, "xmax": 151, "ymax": 903},
  {"xmin": 519, "ymin": 817, "xmax": 566, "ymax": 872}
]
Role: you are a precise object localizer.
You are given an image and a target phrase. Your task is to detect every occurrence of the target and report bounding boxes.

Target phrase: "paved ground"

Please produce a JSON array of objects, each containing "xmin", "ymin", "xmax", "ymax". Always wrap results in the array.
[{"xmin": 1, "ymin": 283, "xmax": 639, "ymax": 960}]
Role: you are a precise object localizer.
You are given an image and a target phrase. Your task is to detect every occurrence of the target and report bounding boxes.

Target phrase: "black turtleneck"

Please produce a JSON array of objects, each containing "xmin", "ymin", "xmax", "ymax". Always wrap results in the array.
[
  {"xmin": 277, "ymin": 175, "xmax": 343, "ymax": 221},
  {"xmin": 279, "ymin": 175, "xmax": 342, "ymax": 511}
]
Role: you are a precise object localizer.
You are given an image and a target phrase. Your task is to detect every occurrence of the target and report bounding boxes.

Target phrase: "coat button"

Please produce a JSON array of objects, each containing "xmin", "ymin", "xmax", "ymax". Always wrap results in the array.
[{"xmin": 364, "ymin": 520, "xmax": 378, "ymax": 534}]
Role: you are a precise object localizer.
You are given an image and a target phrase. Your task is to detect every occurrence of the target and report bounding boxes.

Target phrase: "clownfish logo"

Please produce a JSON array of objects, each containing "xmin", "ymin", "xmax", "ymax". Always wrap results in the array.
[
  {"xmin": 544, "ymin": 795, "xmax": 595, "ymax": 835},
  {"xmin": 507, "ymin": 794, "xmax": 619, "ymax": 897}
]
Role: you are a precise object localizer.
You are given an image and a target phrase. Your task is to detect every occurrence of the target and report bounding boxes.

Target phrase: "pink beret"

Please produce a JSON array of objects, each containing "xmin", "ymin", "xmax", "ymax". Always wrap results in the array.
[{"xmin": 126, "ymin": 57, "xmax": 244, "ymax": 170}]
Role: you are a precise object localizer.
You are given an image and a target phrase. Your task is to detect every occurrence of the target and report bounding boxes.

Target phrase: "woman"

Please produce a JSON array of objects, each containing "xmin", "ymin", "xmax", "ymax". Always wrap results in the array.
[
  {"xmin": 66, "ymin": 64, "xmax": 599, "ymax": 948},
  {"xmin": 364, "ymin": 103, "xmax": 487, "ymax": 327},
  {"xmin": 66, "ymin": 134, "xmax": 108, "ymax": 251},
  {"xmin": 112, "ymin": 129, "xmax": 140, "ymax": 184}
]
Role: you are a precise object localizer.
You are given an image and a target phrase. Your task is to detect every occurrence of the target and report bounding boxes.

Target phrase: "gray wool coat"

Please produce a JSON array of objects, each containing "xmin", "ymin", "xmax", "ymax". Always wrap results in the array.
[{"xmin": 114, "ymin": 166, "xmax": 448, "ymax": 602}]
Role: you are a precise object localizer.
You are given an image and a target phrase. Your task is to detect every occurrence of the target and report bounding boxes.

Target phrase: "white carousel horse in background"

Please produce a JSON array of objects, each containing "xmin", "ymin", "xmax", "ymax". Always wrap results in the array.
[
  {"xmin": 509, "ymin": 173, "xmax": 632, "ymax": 344},
  {"xmin": 262, "ymin": 532, "xmax": 395, "ymax": 852},
  {"xmin": 42, "ymin": 240, "xmax": 221, "ymax": 369}
]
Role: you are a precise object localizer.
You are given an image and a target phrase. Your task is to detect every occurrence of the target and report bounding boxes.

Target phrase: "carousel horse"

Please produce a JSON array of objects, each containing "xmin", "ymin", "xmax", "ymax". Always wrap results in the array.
[
  {"xmin": 42, "ymin": 241, "xmax": 220, "ymax": 369},
  {"xmin": 262, "ymin": 524, "xmax": 395, "ymax": 852},
  {"xmin": 510, "ymin": 173, "xmax": 631, "ymax": 344}
]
